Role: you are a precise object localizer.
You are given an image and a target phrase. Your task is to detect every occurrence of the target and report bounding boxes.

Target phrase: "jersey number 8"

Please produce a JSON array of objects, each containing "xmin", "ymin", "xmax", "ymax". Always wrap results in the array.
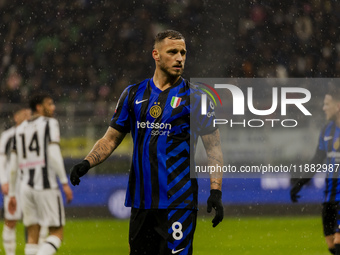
[{"xmin": 172, "ymin": 222, "xmax": 183, "ymax": 241}]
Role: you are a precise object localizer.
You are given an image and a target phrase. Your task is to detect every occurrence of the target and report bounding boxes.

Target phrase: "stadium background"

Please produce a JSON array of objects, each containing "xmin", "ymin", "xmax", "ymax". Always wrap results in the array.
[{"xmin": 0, "ymin": 0, "xmax": 338, "ymax": 253}]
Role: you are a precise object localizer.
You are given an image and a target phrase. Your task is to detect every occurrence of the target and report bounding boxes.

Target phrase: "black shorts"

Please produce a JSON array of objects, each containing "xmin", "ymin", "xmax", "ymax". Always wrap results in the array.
[
  {"xmin": 322, "ymin": 202, "xmax": 340, "ymax": 236},
  {"xmin": 129, "ymin": 208, "xmax": 197, "ymax": 255}
]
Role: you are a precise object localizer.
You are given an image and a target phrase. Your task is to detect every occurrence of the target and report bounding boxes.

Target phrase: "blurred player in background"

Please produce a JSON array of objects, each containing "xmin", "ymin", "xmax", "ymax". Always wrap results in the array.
[
  {"xmin": 70, "ymin": 30, "xmax": 224, "ymax": 255},
  {"xmin": 0, "ymin": 106, "xmax": 30, "ymax": 255},
  {"xmin": 8, "ymin": 93, "xmax": 73, "ymax": 255},
  {"xmin": 290, "ymin": 86, "xmax": 340, "ymax": 255}
]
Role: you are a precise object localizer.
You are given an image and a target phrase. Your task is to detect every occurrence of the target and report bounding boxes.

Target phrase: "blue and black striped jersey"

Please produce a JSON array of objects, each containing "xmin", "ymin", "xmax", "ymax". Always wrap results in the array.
[
  {"xmin": 110, "ymin": 77, "xmax": 216, "ymax": 209},
  {"xmin": 317, "ymin": 121, "xmax": 340, "ymax": 202}
]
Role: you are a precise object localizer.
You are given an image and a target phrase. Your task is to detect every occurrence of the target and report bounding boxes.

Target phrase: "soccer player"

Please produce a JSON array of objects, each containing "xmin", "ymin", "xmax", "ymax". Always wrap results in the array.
[
  {"xmin": 8, "ymin": 93, "xmax": 73, "ymax": 255},
  {"xmin": 70, "ymin": 30, "xmax": 224, "ymax": 255},
  {"xmin": 0, "ymin": 106, "xmax": 31, "ymax": 255},
  {"xmin": 290, "ymin": 87, "xmax": 340, "ymax": 255}
]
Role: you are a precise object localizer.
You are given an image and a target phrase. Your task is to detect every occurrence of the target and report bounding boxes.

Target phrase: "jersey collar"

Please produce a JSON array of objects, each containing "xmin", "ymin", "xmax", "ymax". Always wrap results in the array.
[{"xmin": 149, "ymin": 77, "xmax": 183, "ymax": 93}]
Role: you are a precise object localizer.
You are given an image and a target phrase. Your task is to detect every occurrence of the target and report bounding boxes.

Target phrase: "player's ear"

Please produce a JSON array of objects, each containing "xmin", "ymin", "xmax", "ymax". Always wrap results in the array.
[
  {"xmin": 152, "ymin": 49, "xmax": 159, "ymax": 61},
  {"xmin": 36, "ymin": 104, "xmax": 43, "ymax": 114}
]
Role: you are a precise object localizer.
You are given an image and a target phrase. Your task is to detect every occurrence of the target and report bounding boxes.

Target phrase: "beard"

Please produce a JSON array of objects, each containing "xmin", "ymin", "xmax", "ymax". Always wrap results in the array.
[
  {"xmin": 159, "ymin": 59, "xmax": 184, "ymax": 78},
  {"xmin": 43, "ymin": 108, "xmax": 54, "ymax": 117}
]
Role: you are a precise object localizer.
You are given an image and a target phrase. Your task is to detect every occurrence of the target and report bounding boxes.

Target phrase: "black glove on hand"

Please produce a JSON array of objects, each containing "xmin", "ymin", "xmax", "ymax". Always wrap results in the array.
[
  {"xmin": 207, "ymin": 189, "xmax": 224, "ymax": 227},
  {"xmin": 290, "ymin": 183, "xmax": 303, "ymax": 203},
  {"xmin": 70, "ymin": 160, "xmax": 91, "ymax": 186},
  {"xmin": 290, "ymin": 178, "xmax": 310, "ymax": 203}
]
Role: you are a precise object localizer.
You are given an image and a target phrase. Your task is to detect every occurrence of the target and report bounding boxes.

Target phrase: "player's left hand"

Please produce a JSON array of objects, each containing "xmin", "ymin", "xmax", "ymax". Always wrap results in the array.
[
  {"xmin": 1, "ymin": 183, "xmax": 8, "ymax": 195},
  {"xmin": 62, "ymin": 184, "xmax": 73, "ymax": 203},
  {"xmin": 8, "ymin": 197, "xmax": 17, "ymax": 215},
  {"xmin": 207, "ymin": 189, "xmax": 224, "ymax": 227},
  {"xmin": 70, "ymin": 160, "xmax": 91, "ymax": 186}
]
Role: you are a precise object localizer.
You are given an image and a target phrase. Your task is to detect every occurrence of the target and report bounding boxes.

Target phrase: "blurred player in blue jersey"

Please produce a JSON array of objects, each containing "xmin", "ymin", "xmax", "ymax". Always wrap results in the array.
[
  {"xmin": 70, "ymin": 30, "xmax": 224, "ymax": 255},
  {"xmin": 290, "ymin": 87, "xmax": 340, "ymax": 255}
]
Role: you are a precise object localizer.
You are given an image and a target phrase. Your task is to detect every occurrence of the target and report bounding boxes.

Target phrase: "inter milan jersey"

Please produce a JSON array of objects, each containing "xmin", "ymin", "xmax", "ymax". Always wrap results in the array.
[
  {"xmin": 110, "ymin": 77, "xmax": 216, "ymax": 209},
  {"xmin": 316, "ymin": 121, "xmax": 340, "ymax": 202}
]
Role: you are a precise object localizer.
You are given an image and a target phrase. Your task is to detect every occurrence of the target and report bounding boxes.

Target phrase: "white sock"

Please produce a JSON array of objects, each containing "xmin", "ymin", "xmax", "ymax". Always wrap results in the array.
[
  {"xmin": 2, "ymin": 225, "xmax": 16, "ymax": 255},
  {"xmin": 36, "ymin": 235, "xmax": 61, "ymax": 255},
  {"xmin": 25, "ymin": 243, "xmax": 38, "ymax": 255},
  {"xmin": 38, "ymin": 227, "xmax": 49, "ymax": 246}
]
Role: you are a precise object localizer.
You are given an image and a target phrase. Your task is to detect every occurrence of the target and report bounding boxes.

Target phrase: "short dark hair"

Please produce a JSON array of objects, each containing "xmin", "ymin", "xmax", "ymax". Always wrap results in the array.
[
  {"xmin": 29, "ymin": 93, "xmax": 52, "ymax": 112},
  {"xmin": 12, "ymin": 105, "xmax": 28, "ymax": 115},
  {"xmin": 154, "ymin": 30, "xmax": 185, "ymax": 48}
]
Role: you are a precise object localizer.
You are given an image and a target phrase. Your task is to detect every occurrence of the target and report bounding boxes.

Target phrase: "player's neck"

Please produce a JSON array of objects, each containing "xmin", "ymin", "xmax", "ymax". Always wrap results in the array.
[
  {"xmin": 30, "ymin": 113, "xmax": 42, "ymax": 120},
  {"xmin": 153, "ymin": 71, "xmax": 180, "ymax": 91}
]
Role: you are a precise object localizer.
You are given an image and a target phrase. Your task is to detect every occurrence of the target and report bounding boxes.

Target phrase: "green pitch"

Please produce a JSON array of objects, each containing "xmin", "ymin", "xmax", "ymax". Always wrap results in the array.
[{"xmin": 1, "ymin": 216, "xmax": 326, "ymax": 254}]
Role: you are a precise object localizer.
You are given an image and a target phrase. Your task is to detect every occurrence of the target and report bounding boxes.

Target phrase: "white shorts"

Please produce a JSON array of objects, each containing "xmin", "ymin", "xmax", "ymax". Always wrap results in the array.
[
  {"xmin": 20, "ymin": 185, "xmax": 65, "ymax": 227},
  {"xmin": 4, "ymin": 194, "xmax": 22, "ymax": 221}
]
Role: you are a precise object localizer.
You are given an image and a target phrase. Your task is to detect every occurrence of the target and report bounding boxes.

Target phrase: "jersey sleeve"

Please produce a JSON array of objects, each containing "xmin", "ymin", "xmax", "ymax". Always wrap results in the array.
[
  {"xmin": 0, "ymin": 154, "xmax": 7, "ymax": 185},
  {"xmin": 48, "ymin": 143, "xmax": 68, "ymax": 184},
  {"xmin": 318, "ymin": 128, "xmax": 326, "ymax": 151},
  {"xmin": 0, "ymin": 132, "xmax": 7, "ymax": 155},
  {"xmin": 310, "ymin": 129, "xmax": 326, "ymax": 163},
  {"xmin": 0, "ymin": 129, "xmax": 12, "ymax": 185},
  {"xmin": 110, "ymin": 87, "xmax": 131, "ymax": 133},
  {"xmin": 8, "ymin": 151, "xmax": 18, "ymax": 197},
  {"xmin": 0, "ymin": 132, "xmax": 7, "ymax": 184},
  {"xmin": 48, "ymin": 118, "xmax": 61, "ymax": 144},
  {"xmin": 191, "ymin": 90, "xmax": 218, "ymax": 136},
  {"xmin": 47, "ymin": 118, "xmax": 67, "ymax": 183}
]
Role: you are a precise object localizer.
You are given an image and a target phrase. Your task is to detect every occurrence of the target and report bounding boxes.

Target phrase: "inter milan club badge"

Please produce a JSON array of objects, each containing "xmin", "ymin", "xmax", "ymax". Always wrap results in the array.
[
  {"xmin": 150, "ymin": 102, "xmax": 162, "ymax": 118},
  {"xmin": 170, "ymin": 96, "xmax": 182, "ymax": 108}
]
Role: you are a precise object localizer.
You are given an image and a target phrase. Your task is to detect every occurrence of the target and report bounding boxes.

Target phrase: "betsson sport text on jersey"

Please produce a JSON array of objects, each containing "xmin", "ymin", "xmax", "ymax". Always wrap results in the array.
[{"xmin": 137, "ymin": 121, "xmax": 172, "ymax": 136}]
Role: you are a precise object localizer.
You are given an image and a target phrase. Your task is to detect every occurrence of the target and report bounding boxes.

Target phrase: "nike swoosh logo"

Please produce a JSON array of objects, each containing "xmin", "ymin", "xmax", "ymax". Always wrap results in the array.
[
  {"xmin": 324, "ymin": 136, "xmax": 333, "ymax": 141},
  {"xmin": 135, "ymin": 99, "xmax": 148, "ymax": 104},
  {"xmin": 172, "ymin": 248, "xmax": 185, "ymax": 254}
]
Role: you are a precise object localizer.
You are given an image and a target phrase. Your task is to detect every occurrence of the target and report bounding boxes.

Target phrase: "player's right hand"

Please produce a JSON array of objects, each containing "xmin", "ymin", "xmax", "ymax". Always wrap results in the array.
[
  {"xmin": 290, "ymin": 178, "xmax": 311, "ymax": 203},
  {"xmin": 290, "ymin": 183, "xmax": 303, "ymax": 203},
  {"xmin": 70, "ymin": 160, "xmax": 91, "ymax": 186}
]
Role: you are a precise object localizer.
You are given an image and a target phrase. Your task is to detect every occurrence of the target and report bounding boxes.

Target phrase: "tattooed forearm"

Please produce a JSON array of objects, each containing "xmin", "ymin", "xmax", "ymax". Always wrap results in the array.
[
  {"xmin": 85, "ymin": 138, "xmax": 114, "ymax": 166},
  {"xmin": 86, "ymin": 151, "xmax": 102, "ymax": 166},
  {"xmin": 113, "ymin": 133, "xmax": 125, "ymax": 146},
  {"xmin": 85, "ymin": 127, "xmax": 126, "ymax": 167},
  {"xmin": 201, "ymin": 129, "xmax": 224, "ymax": 190},
  {"xmin": 206, "ymin": 153, "xmax": 223, "ymax": 165},
  {"xmin": 211, "ymin": 181, "xmax": 221, "ymax": 187}
]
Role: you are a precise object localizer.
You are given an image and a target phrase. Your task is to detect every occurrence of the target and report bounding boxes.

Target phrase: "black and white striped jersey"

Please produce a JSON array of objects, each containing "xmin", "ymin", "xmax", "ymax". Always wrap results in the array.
[{"xmin": 12, "ymin": 116, "xmax": 66, "ymax": 190}]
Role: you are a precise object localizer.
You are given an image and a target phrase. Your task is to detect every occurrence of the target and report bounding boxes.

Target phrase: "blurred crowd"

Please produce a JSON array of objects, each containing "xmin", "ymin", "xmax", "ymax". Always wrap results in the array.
[
  {"xmin": 231, "ymin": 0, "xmax": 340, "ymax": 78},
  {"xmin": 1, "ymin": 0, "xmax": 340, "ymax": 105},
  {"xmin": 0, "ymin": 0, "xmax": 205, "ymax": 104}
]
